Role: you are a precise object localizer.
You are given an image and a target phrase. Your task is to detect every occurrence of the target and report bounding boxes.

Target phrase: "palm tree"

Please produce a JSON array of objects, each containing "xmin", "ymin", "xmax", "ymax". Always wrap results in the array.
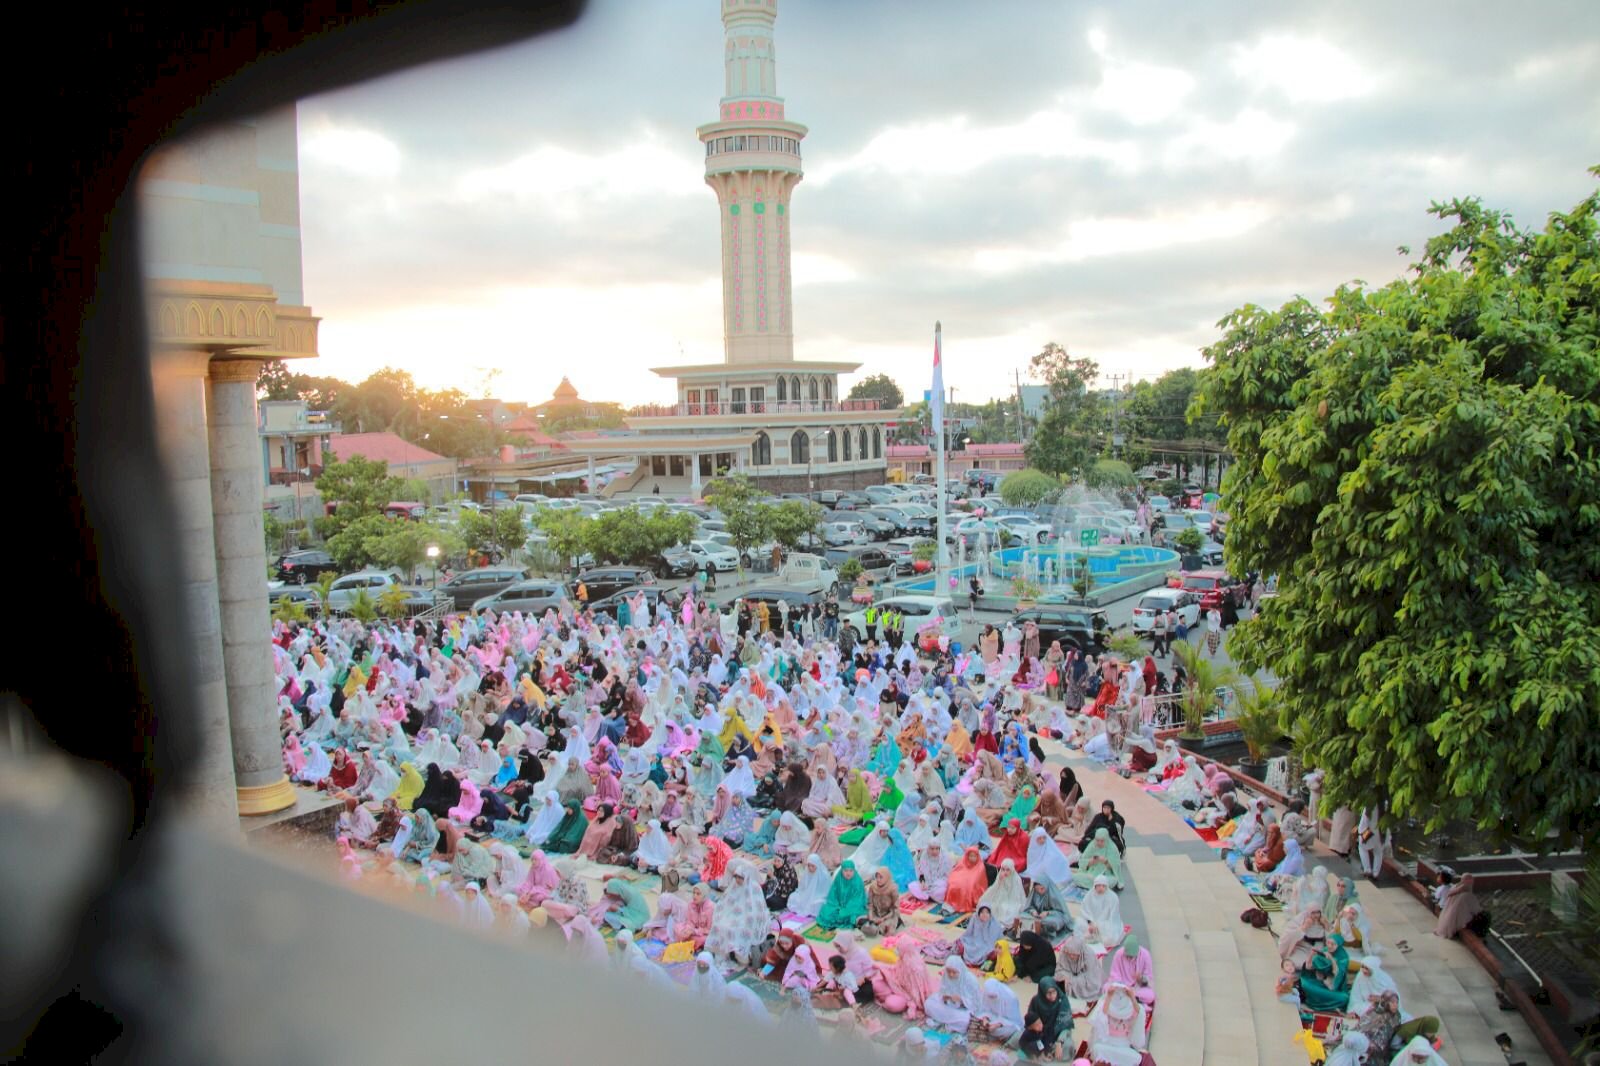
[
  {"xmin": 347, "ymin": 587, "xmax": 378, "ymax": 623},
  {"xmin": 1171, "ymin": 639, "xmax": 1241, "ymax": 738},
  {"xmin": 1230, "ymin": 676, "xmax": 1283, "ymax": 764},
  {"xmin": 312, "ymin": 571, "xmax": 337, "ymax": 617}
]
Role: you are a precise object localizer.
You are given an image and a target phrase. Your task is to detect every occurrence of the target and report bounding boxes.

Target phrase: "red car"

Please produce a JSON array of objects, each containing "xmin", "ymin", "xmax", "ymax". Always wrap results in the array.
[{"xmin": 1180, "ymin": 569, "xmax": 1240, "ymax": 611}]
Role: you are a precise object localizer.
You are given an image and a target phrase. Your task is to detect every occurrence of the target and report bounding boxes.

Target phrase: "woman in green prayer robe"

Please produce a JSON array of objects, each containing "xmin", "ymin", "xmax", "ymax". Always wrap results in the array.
[
  {"xmin": 832, "ymin": 769, "xmax": 874, "ymax": 823},
  {"xmin": 1072, "ymin": 827, "xmax": 1123, "ymax": 890},
  {"xmin": 816, "ymin": 860, "xmax": 869, "ymax": 930},
  {"xmin": 543, "ymin": 799, "xmax": 589, "ymax": 855},
  {"xmin": 1004, "ymin": 784, "xmax": 1039, "ymax": 826},
  {"xmin": 1296, "ymin": 933, "xmax": 1351, "ymax": 1012},
  {"xmin": 598, "ymin": 876, "xmax": 650, "ymax": 932}
]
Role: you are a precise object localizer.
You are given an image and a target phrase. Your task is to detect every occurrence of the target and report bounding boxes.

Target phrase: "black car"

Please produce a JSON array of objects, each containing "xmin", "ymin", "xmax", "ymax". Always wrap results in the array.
[
  {"xmin": 853, "ymin": 512, "xmax": 898, "ymax": 540},
  {"xmin": 655, "ymin": 545, "xmax": 698, "ymax": 578},
  {"xmin": 438, "ymin": 566, "xmax": 530, "ymax": 610},
  {"xmin": 1010, "ymin": 605, "xmax": 1111, "ymax": 655},
  {"xmin": 573, "ymin": 566, "xmax": 656, "ymax": 602},
  {"xmin": 823, "ymin": 545, "xmax": 895, "ymax": 577},
  {"xmin": 275, "ymin": 549, "xmax": 338, "ymax": 584},
  {"xmin": 737, "ymin": 586, "xmax": 826, "ymax": 615}
]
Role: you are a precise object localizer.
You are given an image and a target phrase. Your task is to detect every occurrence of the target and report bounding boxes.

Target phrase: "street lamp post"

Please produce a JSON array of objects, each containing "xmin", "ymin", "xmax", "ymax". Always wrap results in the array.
[
  {"xmin": 426, "ymin": 544, "xmax": 440, "ymax": 602},
  {"xmin": 808, "ymin": 428, "xmax": 833, "ymax": 494}
]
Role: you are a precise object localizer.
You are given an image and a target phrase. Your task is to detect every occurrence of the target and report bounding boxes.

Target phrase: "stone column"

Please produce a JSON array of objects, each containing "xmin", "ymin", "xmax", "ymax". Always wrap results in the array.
[
  {"xmin": 150, "ymin": 348, "xmax": 239, "ymax": 823},
  {"xmin": 207, "ymin": 357, "xmax": 295, "ymax": 815},
  {"xmin": 689, "ymin": 453, "xmax": 703, "ymax": 498},
  {"xmin": 586, "ymin": 455, "xmax": 596, "ymax": 494}
]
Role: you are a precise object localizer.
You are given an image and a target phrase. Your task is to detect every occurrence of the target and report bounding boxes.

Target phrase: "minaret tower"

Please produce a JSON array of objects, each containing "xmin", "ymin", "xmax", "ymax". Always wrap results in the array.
[{"xmin": 697, "ymin": 0, "xmax": 808, "ymax": 365}]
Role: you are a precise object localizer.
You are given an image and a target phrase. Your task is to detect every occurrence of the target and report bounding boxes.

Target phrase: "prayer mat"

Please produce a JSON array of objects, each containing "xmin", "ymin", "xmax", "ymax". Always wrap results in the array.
[
  {"xmin": 838, "ymin": 826, "xmax": 872, "ymax": 846},
  {"xmin": 1238, "ymin": 874, "xmax": 1269, "ymax": 895},
  {"xmin": 802, "ymin": 924, "xmax": 837, "ymax": 943},
  {"xmin": 1059, "ymin": 884, "xmax": 1087, "ymax": 903},
  {"xmin": 899, "ymin": 925, "xmax": 947, "ymax": 946},
  {"xmin": 639, "ymin": 937, "xmax": 668, "ymax": 960},
  {"xmin": 937, "ymin": 911, "xmax": 971, "ymax": 927},
  {"xmin": 779, "ymin": 911, "xmax": 813, "ymax": 927},
  {"xmin": 1250, "ymin": 893, "xmax": 1284, "ymax": 912},
  {"xmin": 898, "ymin": 896, "xmax": 933, "ymax": 914},
  {"xmin": 1139, "ymin": 782, "xmax": 1168, "ymax": 793},
  {"xmin": 662, "ymin": 960, "xmax": 697, "ymax": 986}
]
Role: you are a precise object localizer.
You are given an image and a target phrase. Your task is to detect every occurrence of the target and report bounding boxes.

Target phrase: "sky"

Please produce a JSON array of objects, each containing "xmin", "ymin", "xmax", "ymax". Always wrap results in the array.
[{"xmin": 296, "ymin": 0, "xmax": 1600, "ymax": 408}]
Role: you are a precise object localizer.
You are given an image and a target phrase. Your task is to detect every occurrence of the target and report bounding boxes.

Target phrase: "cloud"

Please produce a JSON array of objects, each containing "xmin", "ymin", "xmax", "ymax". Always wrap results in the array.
[
  {"xmin": 301, "ymin": 122, "xmax": 402, "ymax": 178},
  {"xmin": 286, "ymin": 0, "xmax": 1600, "ymax": 408}
]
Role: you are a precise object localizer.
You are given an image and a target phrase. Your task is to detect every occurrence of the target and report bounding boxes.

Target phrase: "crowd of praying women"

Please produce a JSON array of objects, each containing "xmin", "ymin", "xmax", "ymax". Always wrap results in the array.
[
  {"xmin": 274, "ymin": 583, "xmax": 1456, "ymax": 1064},
  {"xmin": 274, "ymin": 589, "xmax": 1183, "ymax": 1062}
]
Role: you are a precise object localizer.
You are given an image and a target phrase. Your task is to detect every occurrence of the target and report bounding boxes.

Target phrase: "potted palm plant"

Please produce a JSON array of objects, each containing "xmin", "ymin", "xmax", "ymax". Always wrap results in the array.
[
  {"xmin": 1171, "ymin": 639, "xmax": 1241, "ymax": 746},
  {"xmin": 1231, "ymin": 677, "xmax": 1282, "ymax": 779},
  {"xmin": 1010, "ymin": 575, "xmax": 1041, "ymax": 610}
]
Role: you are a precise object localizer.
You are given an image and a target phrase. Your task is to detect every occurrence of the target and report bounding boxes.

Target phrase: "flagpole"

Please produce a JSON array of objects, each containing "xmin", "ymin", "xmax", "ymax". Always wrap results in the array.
[{"xmin": 933, "ymin": 322, "xmax": 948, "ymax": 597}]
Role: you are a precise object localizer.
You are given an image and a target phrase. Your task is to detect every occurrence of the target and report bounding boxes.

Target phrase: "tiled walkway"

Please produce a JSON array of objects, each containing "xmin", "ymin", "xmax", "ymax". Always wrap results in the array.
[{"xmin": 1049, "ymin": 743, "xmax": 1551, "ymax": 1066}]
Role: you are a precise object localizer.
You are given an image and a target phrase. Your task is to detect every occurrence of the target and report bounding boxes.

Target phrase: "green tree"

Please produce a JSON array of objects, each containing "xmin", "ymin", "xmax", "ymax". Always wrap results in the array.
[
  {"xmin": 312, "ymin": 571, "xmax": 338, "ymax": 614},
  {"xmin": 703, "ymin": 474, "xmax": 768, "ymax": 569},
  {"xmin": 262, "ymin": 510, "xmax": 286, "ymax": 556},
  {"xmin": 1192, "ymin": 173, "xmax": 1600, "ymax": 850},
  {"xmin": 365, "ymin": 521, "xmax": 435, "ymax": 578},
  {"xmin": 377, "ymin": 583, "xmax": 411, "ymax": 620},
  {"xmin": 535, "ymin": 509, "xmax": 595, "ymax": 573},
  {"xmin": 585, "ymin": 508, "xmax": 698, "ymax": 566},
  {"xmin": 1025, "ymin": 343, "xmax": 1105, "ymax": 479},
  {"xmin": 847, "ymin": 373, "xmax": 905, "ymax": 410},
  {"xmin": 346, "ymin": 587, "xmax": 379, "ymax": 623},
  {"xmin": 998, "ymin": 468, "xmax": 1061, "ymax": 507},
  {"xmin": 325, "ymin": 513, "xmax": 389, "ymax": 571},
  {"xmin": 1171, "ymin": 639, "xmax": 1242, "ymax": 738},
  {"xmin": 316, "ymin": 455, "xmax": 403, "ymax": 536},
  {"xmin": 894, "ymin": 400, "xmax": 929, "ymax": 443},
  {"xmin": 1173, "ymin": 527, "xmax": 1205, "ymax": 555},
  {"xmin": 458, "ymin": 508, "xmax": 528, "ymax": 561},
  {"xmin": 761, "ymin": 499, "xmax": 824, "ymax": 552},
  {"xmin": 1085, "ymin": 458, "xmax": 1136, "ymax": 490},
  {"xmin": 271, "ymin": 596, "xmax": 309, "ymax": 625},
  {"xmin": 257, "ymin": 359, "xmax": 296, "ymax": 401}
]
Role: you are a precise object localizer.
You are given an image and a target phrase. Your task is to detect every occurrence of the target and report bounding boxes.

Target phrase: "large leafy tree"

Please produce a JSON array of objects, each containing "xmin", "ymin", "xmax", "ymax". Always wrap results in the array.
[
  {"xmin": 703, "ymin": 474, "xmax": 768, "ymax": 564},
  {"xmin": 586, "ymin": 508, "xmax": 698, "ymax": 566},
  {"xmin": 998, "ymin": 468, "xmax": 1061, "ymax": 507},
  {"xmin": 846, "ymin": 373, "xmax": 904, "ymax": 409},
  {"xmin": 761, "ymin": 499, "xmax": 823, "ymax": 551},
  {"xmin": 1025, "ymin": 343, "xmax": 1105, "ymax": 478},
  {"xmin": 315, "ymin": 456, "xmax": 403, "ymax": 537},
  {"xmin": 1193, "ymin": 174, "xmax": 1600, "ymax": 850}
]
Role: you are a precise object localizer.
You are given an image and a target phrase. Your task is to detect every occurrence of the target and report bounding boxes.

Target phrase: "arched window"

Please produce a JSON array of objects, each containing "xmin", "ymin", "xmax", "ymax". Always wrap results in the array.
[
  {"xmin": 752, "ymin": 432, "xmax": 771, "ymax": 466},
  {"xmin": 873, "ymin": 426, "xmax": 882, "ymax": 458},
  {"xmin": 790, "ymin": 429, "xmax": 809, "ymax": 463},
  {"xmin": 842, "ymin": 429, "xmax": 852, "ymax": 461},
  {"xmin": 776, "ymin": 377, "xmax": 787, "ymax": 402},
  {"xmin": 858, "ymin": 427, "xmax": 868, "ymax": 460},
  {"xmin": 808, "ymin": 377, "xmax": 819, "ymax": 402},
  {"xmin": 791, "ymin": 375, "xmax": 801, "ymax": 405},
  {"xmin": 823, "ymin": 378, "xmax": 834, "ymax": 400},
  {"xmin": 827, "ymin": 429, "xmax": 837, "ymax": 462}
]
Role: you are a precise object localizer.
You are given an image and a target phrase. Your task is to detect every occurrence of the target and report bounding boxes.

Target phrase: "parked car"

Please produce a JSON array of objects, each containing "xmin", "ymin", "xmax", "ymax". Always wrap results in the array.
[
  {"xmin": 822, "ymin": 520, "xmax": 869, "ymax": 547},
  {"xmin": 687, "ymin": 540, "xmax": 741, "ymax": 572},
  {"xmin": 1009, "ymin": 605, "xmax": 1110, "ymax": 655},
  {"xmin": 274, "ymin": 549, "xmax": 338, "ymax": 585},
  {"xmin": 851, "ymin": 512, "xmax": 898, "ymax": 541},
  {"xmin": 574, "ymin": 566, "xmax": 657, "ymax": 601},
  {"xmin": 267, "ymin": 584, "xmax": 322, "ymax": 617},
  {"xmin": 737, "ymin": 586, "xmax": 827, "ymax": 618},
  {"xmin": 655, "ymin": 545, "xmax": 698, "ymax": 578},
  {"xmin": 842, "ymin": 595, "xmax": 961, "ymax": 643},
  {"xmin": 1176, "ymin": 569, "xmax": 1244, "ymax": 611},
  {"xmin": 438, "ymin": 566, "xmax": 531, "ymax": 610},
  {"xmin": 884, "ymin": 536, "xmax": 936, "ymax": 574},
  {"xmin": 472, "ymin": 579, "xmax": 569, "ymax": 615},
  {"xmin": 1131, "ymin": 587, "xmax": 1202, "ymax": 634},
  {"xmin": 325, "ymin": 570, "xmax": 443, "ymax": 613},
  {"xmin": 993, "ymin": 514, "xmax": 1053, "ymax": 544},
  {"xmin": 822, "ymin": 545, "xmax": 895, "ymax": 579}
]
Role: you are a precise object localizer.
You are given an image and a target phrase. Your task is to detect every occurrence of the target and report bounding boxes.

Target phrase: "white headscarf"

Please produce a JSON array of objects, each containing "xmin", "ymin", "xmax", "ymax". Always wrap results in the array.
[
  {"xmin": 1080, "ymin": 875, "xmax": 1125, "ymax": 945},
  {"xmin": 978, "ymin": 978, "xmax": 1024, "ymax": 1032},
  {"xmin": 722, "ymin": 755, "xmax": 757, "ymax": 798},
  {"xmin": 636, "ymin": 819, "xmax": 673, "ymax": 868},
  {"xmin": 937, "ymin": 958, "xmax": 983, "ymax": 1013},
  {"xmin": 977, "ymin": 858, "xmax": 1025, "ymax": 925},
  {"xmin": 690, "ymin": 951, "xmax": 728, "ymax": 995},
  {"xmin": 788, "ymin": 854, "xmax": 832, "ymax": 918},
  {"xmin": 1322, "ymin": 1031, "xmax": 1369, "ymax": 1066},
  {"xmin": 1392, "ymin": 1035, "xmax": 1446, "ymax": 1065},
  {"xmin": 524, "ymin": 790, "xmax": 564, "ymax": 846},
  {"xmin": 1025, "ymin": 827, "xmax": 1073, "ymax": 889},
  {"xmin": 1346, "ymin": 956, "xmax": 1400, "ymax": 1017}
]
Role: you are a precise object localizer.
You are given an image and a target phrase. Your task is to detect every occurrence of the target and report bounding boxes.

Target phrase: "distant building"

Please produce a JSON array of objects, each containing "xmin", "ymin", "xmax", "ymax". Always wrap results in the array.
[
  {"xmin": 326, "ymin": 432, "xmax": 458, "ymax": 503},
  {"xmin": 531, "ymin": 376, "xmax": 606, "ymax": 420},
  {"xmin": 886, "ymin": 442, "xmax": 1028, "ymax": 479},
  {"xmin": 258, "ymin": 399, "xmax": 338, "ymax": 521},
  {"xmin": 1018, "ymin": 385, "xmax": 1050, "ymax": 419}
]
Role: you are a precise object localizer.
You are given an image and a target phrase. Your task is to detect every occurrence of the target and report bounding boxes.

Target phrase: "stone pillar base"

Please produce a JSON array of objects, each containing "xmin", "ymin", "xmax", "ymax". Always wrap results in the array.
[{"xmin": 237, "ymin": 775, "xmax": 297, "ymax": 816}]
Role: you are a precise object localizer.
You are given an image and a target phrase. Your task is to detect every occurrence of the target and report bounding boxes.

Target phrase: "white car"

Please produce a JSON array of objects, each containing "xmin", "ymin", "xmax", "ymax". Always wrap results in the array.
[
  {"xmin": 688, "ymin": 540, "xmax": 740, "ymax": 571},
  {"xmin": 1131, "ymin": 587, "xmax": 1202, "ymax": 633},
  {"xmin": 1148, "ymin": 495, "xmax": 1172, "ymax": 513},
  {"xmin": 842, "ymin": 595, "xmax": 962, "ymax": 642},
  {"xmin": 993, "ymin": 514, "xmax": 1053, "ymax": 544}
]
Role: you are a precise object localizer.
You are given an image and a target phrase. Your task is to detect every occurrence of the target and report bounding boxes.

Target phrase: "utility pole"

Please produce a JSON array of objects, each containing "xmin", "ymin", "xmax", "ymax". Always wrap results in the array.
[
  {"xmin": 1014, "ymin": 368, "xmax": 1025, "ymax": 442},
  {"xmin": 1107, "ymin": 373, "xmax": 1127, "ymax": 457}
]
